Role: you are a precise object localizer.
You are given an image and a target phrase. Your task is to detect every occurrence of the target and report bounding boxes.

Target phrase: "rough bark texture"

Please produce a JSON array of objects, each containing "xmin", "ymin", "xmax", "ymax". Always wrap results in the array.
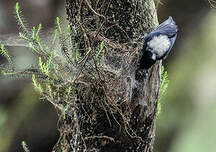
[{"xmin": 53, "ymin": 0, "xmax": 161, "ymax": 151}]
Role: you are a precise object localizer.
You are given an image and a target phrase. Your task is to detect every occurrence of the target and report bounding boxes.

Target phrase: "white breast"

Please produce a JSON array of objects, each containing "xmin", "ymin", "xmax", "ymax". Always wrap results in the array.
[{"xmin": 147, "ymin": 35, "xmax": 171, "ymax": 58}]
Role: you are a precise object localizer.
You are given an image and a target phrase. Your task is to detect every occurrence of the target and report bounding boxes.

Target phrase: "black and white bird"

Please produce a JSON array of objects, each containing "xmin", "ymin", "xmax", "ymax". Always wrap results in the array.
[{"xmin": 139, "ymin": 16, "xmax": 178, "ymax": 70}]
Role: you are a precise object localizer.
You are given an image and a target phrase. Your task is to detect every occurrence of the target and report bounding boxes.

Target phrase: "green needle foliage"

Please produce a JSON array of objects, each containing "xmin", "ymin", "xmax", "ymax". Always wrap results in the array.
[
  {"xmin": 15, "ymin": 2, "xmax": 28, "ymax": 33},
  {"xmin": 0, "ymin": 3, "xmax": 166, "ymax": 150},
  {"xmin": 0, "ymin": 44, "xmax": 12, "ymax": 65},
  {"xmin": 157, "ymin": 66, "xmax": 170, "ymax": 117},
  {"xmin": 32, "ymin": 74, "xmax": 43, "ymax": 94},
  {"xmin": 0, "ymin": 2, "xmax": 106, "ymax": 113},
  {"xmin": 21, "ymin": 141, "xmax": 30, "ymax": 152}
]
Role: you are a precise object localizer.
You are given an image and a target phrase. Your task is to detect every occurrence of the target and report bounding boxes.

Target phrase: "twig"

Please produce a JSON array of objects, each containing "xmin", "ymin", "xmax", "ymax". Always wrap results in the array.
[
  {"xmin": 84, "ymin": 0, "xmax": 106, "ymax": 19},
  {"xmin": 84, "ymin": 135, "xmax": 115, "ymax": 142}
]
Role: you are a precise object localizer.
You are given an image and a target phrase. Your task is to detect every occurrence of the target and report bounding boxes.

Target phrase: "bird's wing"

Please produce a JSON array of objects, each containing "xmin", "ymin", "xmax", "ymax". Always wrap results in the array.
[{"xmin": 156, "ymin": 16, "xmax": 175, "ymax": 30}]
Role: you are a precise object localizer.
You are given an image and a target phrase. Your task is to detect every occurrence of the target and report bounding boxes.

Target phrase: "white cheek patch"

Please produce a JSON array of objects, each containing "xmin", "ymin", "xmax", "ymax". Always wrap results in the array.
[
  {"xmin": 147, "ymin": 35, "xmax": 171, "ymax": 58},
  {"xmin": 152, "ymin": 54, "xmax": 156, "ymax": 60}
]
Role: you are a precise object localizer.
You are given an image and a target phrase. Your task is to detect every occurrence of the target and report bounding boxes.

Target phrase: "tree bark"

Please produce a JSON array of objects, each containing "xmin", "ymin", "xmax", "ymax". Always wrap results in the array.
[{"xmin": 53, "ymin": 0, "xmax": 161, "ymax": 151}]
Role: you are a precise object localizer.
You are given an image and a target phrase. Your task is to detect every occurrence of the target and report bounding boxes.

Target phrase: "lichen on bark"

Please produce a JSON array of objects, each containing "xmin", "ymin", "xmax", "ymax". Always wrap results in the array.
[{"xmin": 53, "ymin": 0, "xmax": 161, "ymax": 151}]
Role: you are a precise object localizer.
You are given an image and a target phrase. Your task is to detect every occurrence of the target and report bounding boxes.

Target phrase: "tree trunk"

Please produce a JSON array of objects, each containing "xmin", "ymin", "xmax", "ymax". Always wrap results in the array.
[{"xmin": 53, "ymin": 0, "xmax": 161, "ymax": 151}]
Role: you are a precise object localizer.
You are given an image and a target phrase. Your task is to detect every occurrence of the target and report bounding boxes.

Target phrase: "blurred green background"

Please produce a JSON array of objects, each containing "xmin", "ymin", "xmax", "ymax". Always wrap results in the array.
[{"xmin": 0, "ymin": 0, "xmax": 215, "ymax": 152}]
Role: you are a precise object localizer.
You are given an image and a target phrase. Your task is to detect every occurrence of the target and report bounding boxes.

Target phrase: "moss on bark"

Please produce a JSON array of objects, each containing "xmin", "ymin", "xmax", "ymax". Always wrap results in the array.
[{"xmin": 52, "ymin": 0, "xmax": 161, "ymax": 151}]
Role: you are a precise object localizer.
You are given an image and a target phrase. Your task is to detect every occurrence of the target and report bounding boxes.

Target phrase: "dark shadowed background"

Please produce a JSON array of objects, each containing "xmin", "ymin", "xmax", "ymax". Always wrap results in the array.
[{"xmin": 0, "ymin": 0, "xmax": 215, "ymax": 152}]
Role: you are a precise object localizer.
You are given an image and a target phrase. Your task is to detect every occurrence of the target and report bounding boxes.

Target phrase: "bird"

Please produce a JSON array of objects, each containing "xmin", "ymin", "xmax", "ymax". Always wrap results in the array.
[{"xmin": 139, "ymin": 16, "xmax": 178, "ymax": 70}]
